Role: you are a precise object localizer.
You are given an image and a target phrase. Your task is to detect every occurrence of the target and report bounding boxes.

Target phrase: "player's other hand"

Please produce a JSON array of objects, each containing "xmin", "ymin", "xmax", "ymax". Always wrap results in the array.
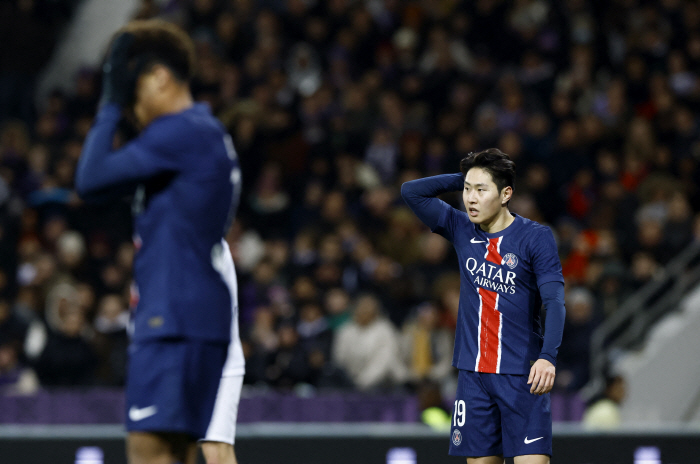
[
  {"xmin": 527, "ymin": 359, "xmax": 555, "ymax": 395},
  {"xmin": 101, "ymin": 32, "xmax": 135, "ymax": 108}
]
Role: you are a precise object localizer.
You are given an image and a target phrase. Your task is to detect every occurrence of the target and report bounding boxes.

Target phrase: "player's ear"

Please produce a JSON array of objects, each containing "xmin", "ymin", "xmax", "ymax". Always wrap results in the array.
[
  {"xmin": 151, "ymin": 64, "xmax": 171, "ymax": 89},
  {"xmin": 501, "ymin": 186, "xmax": 512, "ymax": 206}
]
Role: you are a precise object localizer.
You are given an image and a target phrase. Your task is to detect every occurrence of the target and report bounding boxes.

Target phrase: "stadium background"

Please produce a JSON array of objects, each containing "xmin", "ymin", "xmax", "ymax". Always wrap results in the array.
[{"xmin": 1, "ymin": 0, "xmax": 700, "ymax": 462}]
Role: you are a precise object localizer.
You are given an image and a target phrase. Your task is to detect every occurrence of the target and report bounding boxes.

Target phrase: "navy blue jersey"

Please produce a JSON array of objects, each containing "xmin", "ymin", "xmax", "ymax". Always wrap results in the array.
[
  {"xmin": 402, "ymin": 174, "xmax": 565, "ymax": 375},
  {"xmin": 76, "ymin": 103, "xmax": 241, "ymax": 343},
  {"xmin": 437, "ymin": 209, "xmax": 563, "ymax": 374}
]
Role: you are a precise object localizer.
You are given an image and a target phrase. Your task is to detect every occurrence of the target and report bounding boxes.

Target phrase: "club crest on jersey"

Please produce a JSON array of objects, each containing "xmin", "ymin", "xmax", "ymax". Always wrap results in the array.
[
  {"xmin": 503, "ymin": 253, "xmax": 518, "ymax": 269},
  {"xmin": 452, "ymin": 429, "xmax": 462, "ymax": 446}
]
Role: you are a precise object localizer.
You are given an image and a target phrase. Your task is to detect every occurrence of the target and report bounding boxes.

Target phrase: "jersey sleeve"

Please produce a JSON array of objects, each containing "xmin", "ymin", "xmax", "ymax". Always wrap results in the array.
[
  {"xmin": 75, "ymin": 104, "xmax": 185, "ymax": 198},
  {"xmin": 538, "ymin": 280, "xmax": 565, "ymax": 365},
  {"xmin": 401, "ymin": 173, "xmax": 463, "ymax": 243},
  {"xmin": 530, "ymin": 226, "xmax": 564, "ymax": 288}
]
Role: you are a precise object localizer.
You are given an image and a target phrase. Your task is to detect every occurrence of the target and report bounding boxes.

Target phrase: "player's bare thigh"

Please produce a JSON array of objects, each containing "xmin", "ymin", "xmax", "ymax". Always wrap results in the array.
[
  {"xmin": 201, "ymin": 441, "xmax": 237, "ymax": 464},
  {"xmin": 127, "ymin": 431, "xmax": 198, "ymax": 464},
  {"xmin": 466, "ymin": 455, "xmax": 549, "ymax": 464}
]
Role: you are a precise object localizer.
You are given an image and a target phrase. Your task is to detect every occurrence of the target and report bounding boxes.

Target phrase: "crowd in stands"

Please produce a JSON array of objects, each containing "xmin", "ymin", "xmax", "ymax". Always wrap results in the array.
[{"xmin": 2, "ymin": 0, "xmax": 700, "ymax": 414}]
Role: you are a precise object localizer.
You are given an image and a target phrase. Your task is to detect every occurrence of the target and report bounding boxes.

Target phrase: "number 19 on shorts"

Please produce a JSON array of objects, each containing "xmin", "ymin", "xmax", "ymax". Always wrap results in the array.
[{"xmin": 453, "ymin": 400, "xmax": 466, "ymax": 427}]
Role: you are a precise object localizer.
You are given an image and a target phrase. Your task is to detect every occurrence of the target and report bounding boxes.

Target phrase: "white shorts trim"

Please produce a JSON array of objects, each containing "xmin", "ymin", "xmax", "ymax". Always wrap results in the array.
[
  {"xmin": 217, "ymin": 240, "xmax": 246, "ymax": 377},
  {"xmin": 202, "ymin": 374, "xmax": 244, "ymax": 445}
]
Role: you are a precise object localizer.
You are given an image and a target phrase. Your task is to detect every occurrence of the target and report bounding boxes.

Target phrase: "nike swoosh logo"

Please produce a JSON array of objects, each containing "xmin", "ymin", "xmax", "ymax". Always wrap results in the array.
[
  {"xmin": 129, "ymin": 405, "xmax": 158, "ymax": 422},
  {"xmin": 470, "ymin": 238, "xmax": 486, "ymax": 243},
  {"xmin": 524, "ymin": 436, "xmax": 544, "ymax": 444}
]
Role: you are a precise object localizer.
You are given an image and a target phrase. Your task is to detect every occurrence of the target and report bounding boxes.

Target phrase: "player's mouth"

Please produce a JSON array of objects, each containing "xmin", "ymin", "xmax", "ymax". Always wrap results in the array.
[{"xmin": 468, "ymin": 207, "xmax": 479, "ymax": 217}]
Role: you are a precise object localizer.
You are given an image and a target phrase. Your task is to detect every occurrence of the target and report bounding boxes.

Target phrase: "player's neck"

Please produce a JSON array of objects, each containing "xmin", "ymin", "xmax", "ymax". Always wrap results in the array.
[
  {"xmin": 479, "ymin": 208, "xmax": 514, "ymax": 234},
  {"xmin": 140, "ymin": 87, "xmax": 193, "ymax": 127},
  {"xmin": 159, "ymin": 86, "xmax": 193, "ymax": 118}
]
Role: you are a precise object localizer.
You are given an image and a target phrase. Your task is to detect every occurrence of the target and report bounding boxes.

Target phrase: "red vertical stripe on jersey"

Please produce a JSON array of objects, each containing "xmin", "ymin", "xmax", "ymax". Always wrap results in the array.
[
  {"xmin": 476, "ymin": 237, "xmax": 503, "ymax": 373},
  {"xmin": 477, "ymin": 288, "xmax": 501, "ymax": 372},
  {"xmin": 485, "ymin": 237, "xmax": 502, "ymax": 266}
]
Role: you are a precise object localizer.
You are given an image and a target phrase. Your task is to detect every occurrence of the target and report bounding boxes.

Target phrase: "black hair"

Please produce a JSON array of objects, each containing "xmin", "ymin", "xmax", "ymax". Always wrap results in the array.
[
  {"xmin": 118, "ymin": 19, "xmax": 196, "ymax": 83},
  {"xmin": 459, "ymin": 148, "xmax": 516, "ymax": 194}
]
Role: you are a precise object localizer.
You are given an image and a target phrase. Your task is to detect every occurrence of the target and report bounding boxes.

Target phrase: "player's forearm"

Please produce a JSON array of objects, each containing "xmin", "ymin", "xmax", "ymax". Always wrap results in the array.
[
  {"xmin": 401, "ymin": 173, "xmax": 463, "ymax": 230},
  {"xmin": 75, "ymin": 104, "xmax": 122, "ymax": 197},
  {"xmin": 539, "ymin": 281, "xmax": 565, "ymax": 365}
]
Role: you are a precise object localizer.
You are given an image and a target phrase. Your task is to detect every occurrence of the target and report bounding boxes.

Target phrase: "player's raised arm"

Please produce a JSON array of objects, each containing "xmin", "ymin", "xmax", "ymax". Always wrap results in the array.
[
  {"xmin": 75, "ymin": 32, "xmax": 140, "ymax": 197},
  {"xmin": 76, "ymin": 30, "xmax": 192, "ymax": 198},
  {"xmin": 400, "ymin": 173, "xmax": 463, "ymax": 231},
  {"xmin": 75, "ymin": 110, "xmax": 182, "ymax": 197},
  {"xmin": 74, "ymin": 106, "xmax": 142, "ymax": 198}
]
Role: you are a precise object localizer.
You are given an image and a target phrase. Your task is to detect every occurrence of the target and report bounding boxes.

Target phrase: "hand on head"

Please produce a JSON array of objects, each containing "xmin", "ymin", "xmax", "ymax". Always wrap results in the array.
[{"xmin": 100, "ymin": 32, "xmax": 136, "ymax": 108}]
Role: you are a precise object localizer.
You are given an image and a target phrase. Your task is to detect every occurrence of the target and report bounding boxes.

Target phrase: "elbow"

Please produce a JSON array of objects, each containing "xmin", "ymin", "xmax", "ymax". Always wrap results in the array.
[
  {"xmin": 74, "ymin": 171, "xmax": 95, "ymax": 200},
  {"xmin": 75, "ymin": 187, "xmax": 90, "ymax": 200},
  {"xmin": 74, "ymin": 174, "xmax": 88, "ymax": 199},
  {"xmin": 74, "ymin": 182, "xmax": 87, "ymax": 199},
  {"xmin": 400, "ymin": 180, "xmax": 415, "ymax": 202}
]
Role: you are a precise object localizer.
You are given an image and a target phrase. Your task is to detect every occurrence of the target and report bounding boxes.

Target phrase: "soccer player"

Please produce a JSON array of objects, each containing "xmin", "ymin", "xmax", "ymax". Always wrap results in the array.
[
  {"xmin": 75, "ymin": 20, "xmax": 244, "ymax": 464},
  {"xmin": 401, "ymin": 149, "xmax": 565, "ymax": 464}
]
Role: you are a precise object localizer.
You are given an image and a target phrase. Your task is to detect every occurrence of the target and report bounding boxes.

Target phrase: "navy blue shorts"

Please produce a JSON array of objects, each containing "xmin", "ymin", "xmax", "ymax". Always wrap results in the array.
[
  {"xmin": 125, "ymin": 339, "xmax": 228, "ymax": 439},
  {"xmin": 449, "ymin": 370, "xmax": 552, "ymax": 458}
]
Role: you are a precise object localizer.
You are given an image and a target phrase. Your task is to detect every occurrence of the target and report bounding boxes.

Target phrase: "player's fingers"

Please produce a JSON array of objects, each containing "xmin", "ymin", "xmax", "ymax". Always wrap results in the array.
[
  {"xmin": 530, "ymin": 371, "xmax": 541, "ymax": 394},
  {"xmin": 537, "ymin": 370, "xmax": 551, "ymax": 394},
  {"xmin": 542, "ymin": 374, "xmax": 554, "ymax": 394},
  {"xmin": 547, "ymin": 373, "xmax": 556, "ymax": 392},
  {"xmin": 536, "ymin": 375, "xmax": 546, "ymax": 395},
  {"xmin": 527, "ymin": 367, "xmax": 535, "ymax": 385},
  {"xmin": 547, "ymin": 371, "xmax": 556, "ymax": 392}
]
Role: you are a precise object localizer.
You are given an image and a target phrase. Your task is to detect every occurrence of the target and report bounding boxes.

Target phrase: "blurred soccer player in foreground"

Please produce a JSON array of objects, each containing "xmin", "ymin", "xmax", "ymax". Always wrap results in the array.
[
  {"xmin": 75, "ymin": 20, "xmax": 244, "ymax": 464},
  {"xmin": 402, "ymin": 149, "xmax": 566, "ymax": 464}
]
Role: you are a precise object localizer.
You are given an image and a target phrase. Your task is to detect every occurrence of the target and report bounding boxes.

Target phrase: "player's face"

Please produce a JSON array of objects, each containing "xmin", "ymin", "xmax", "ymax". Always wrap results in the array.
[
  {"xmin": 463, "ymin": 167, "xmax": 511, "ymax": 227},
  {"xmin": 133, "ymin": 69, "xmax": 164, "ymax": 127}
]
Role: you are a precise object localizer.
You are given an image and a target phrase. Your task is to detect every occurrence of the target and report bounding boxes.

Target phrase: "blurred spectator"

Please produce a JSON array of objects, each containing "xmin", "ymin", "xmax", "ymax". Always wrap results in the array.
[
  {"xmin": 629, "ymin": 251, "xmax": 661, "ymax": 290},
  {"xmin": 404, "ymin": 233, "xmax": 454, "ymax": 302},
  {"xmin": 0, "ymin": 296, "xmax": 37, "ymax": 394},
  {"xmin": 55, "ymin": 230, "xmax": 88, "ymax": 281},
  {"xmin": 306, "ymin": 344, "xmax": 353, "ymax": 390},
  {"xmin": 417, "ymin": 379, "xmax": 452, "ymax": 432},
  {"xmin": 247, "ymin": 162, "xmax": 291, "ymax": 238},
  {"xmin": 0, "ymin": 0, "xmax": 66, "ymax": 125},
  {"xmin": 556, "ymin": 287, "xmax": 601, "ymax": 392},
  {"xmin": 593, "ymin": 262, "xmax": 630, "ymax": 317},
  {"xmin": 365, "ymin": 127, "xmax": 399, "ymax": 183},
  {"xmin": 0, "ymin": 340, "xmax": 38, "ymax": 395},
  {"xmin": 33, "ymin": 284, "xmax": 97, "ymax": 386},
  {"xmin": 92, "ymin": 294, "xmax": 128, "ymax": 386},
  {"xmin": 332, "ymin": 294, "xmax": 407, "ymax": 391},
  {"xmin": 400, "ymin": 302, "xmax": 454, "ymax": 387},
  {"xmin": 0, "ymin": 297, "xmax": 28, "ymax": 349},
  {"xmin": 297, "ymin": 300, "xmax": 327, "ymax": 340},
  {"xmin": 264, "ymin": 321, "xmax": 309, "ymax": 389},
  {"xmin": 324, "ymin": 287, "xmax": 352, "ymax": 331},
  {"xmin": 583, "ymin": 375, "xmax": 627, "ymax": 429},
  {"xmin": 244, "ymin": 305, "xmax": 279, "ymax": 385}
]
